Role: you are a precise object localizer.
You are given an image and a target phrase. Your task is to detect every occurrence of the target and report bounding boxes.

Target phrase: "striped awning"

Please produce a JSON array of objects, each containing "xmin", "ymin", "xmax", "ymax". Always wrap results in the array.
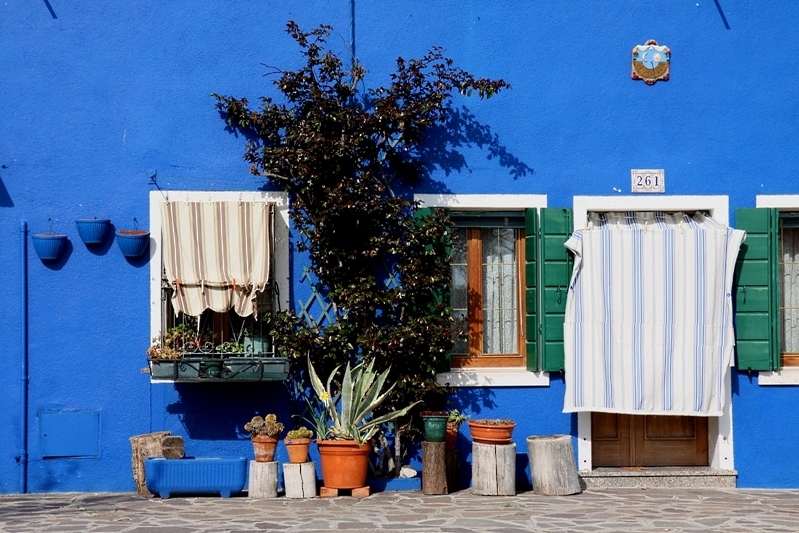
[
  {"xmin": 563, "ymin": 212, "xmax": 745, "ymax": 416},
  {"xmin": 160, "ymin": 201, "xmax": 272, "ymax": 318}
]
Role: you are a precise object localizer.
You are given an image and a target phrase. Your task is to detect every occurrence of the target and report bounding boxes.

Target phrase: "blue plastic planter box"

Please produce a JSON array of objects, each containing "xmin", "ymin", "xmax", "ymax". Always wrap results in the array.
[{"xmin": 145, "ymin": 457, "xmax": 247, "ymax": 498}]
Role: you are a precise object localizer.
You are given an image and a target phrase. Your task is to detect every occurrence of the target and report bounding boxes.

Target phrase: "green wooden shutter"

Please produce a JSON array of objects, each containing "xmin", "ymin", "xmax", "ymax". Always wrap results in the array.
[
  {"xmin": 525, "ymin": 208, "xmax": 539, "ymax": 371},
  {"xmin": 734, "ymin": 208, "xmax": 779, "ymax": 372},
  {"xmin": 539, "ymin": 208, "xmax": 573, "ymax": 373},
  {"xmin": 414, "ymin": 207, "xmax": 451, "ymax": 373}
]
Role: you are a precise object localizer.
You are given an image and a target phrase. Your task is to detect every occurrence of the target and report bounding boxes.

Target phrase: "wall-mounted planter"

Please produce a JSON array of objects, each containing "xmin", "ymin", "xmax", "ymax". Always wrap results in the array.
[
  {"xmin": 116, "ymin": 230, "xmax": 150, "ymax": 258},
  {"xmin": 75, "ymin": 218, "xmax": 111, "ymax": 245},
  {"xmin": 31, "ymin": 233, "xmax": 68, "ymax": 261}
]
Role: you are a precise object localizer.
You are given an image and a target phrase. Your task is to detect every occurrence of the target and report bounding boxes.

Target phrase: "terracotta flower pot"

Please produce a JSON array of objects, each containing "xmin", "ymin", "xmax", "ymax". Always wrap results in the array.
[
  {"xmin": 445, "ymin": 422, "xmax": 460, "ymax": 450},
  {"xmin": 467, "ymin": 419, "xmax": 516, "ymax": 445},
  {"xmin": 284, "ymin": 438, "xmax": 312, "ymax": 464},
  {"xmin": 317, "ymin": 439, "xmax": 371, "ymax": 489},
  {"xmin": 251, "ymin": 435, "xmax": 278, "ymax": 462}
]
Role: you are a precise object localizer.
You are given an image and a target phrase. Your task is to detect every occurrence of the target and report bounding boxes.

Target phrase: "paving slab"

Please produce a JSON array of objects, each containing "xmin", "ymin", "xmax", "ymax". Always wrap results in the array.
[{"xmin": 1, "ymin": 488, "xmax": 799, "ymax": 532}]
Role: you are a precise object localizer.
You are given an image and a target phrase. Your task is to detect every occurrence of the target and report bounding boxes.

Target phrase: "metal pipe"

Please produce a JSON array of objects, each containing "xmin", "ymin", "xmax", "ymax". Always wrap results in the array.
[{"xmin": 19, "ymin": 220, "xmax": 28, "ymax": 493}]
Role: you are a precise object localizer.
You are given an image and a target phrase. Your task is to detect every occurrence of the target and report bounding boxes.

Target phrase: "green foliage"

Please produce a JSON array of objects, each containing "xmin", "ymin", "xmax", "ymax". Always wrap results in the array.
[
  {"xmin": 447, "ymin": 409, "xmax": 469, "ymax": 425},
  {"xmin": 212, "ymin": 21, "xmax": 508, "ymax": 448},
  {"xmin": 146, "ymin": 324, "xmax": 212, "ymax": 360},
  {"xmin": 308, "ymin": 358, "xmax": 420, "ymax": 444}
]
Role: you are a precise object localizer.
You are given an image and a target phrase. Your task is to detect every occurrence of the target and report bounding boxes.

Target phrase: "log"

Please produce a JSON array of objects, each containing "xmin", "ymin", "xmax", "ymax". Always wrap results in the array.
[
  {"xmin": 248, "ymin": 460, "xmax": 279, "ymax": 498},
  {"xmin": 129, "ymin": 431, "xmax": 182, "ymax": 494},
  {"xmin": 422, "ymin": 441, "xmax": 447, "ymax": 494},
  {"xmin": 471, "ymin": 441, "xmax": 516, "ymax": 496},
  {"xmin": 526, "ymin": 434, "xmax": 582, "ymax": 496},
  {"xmin": 283, "ymin": 462, "xmax": 317, "ymax": 498},
  {"xmin": 445, "ymin": 450, "xmax": 460, "ymax": 492},
  {"xmin": 160, "ymin": 436, "xmax": 185, "ymax": 459}
]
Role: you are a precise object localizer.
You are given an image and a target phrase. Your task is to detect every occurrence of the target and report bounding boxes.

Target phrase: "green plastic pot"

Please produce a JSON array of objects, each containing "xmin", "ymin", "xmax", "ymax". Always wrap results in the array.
[{"xmin": 421, "ymin": 412, "xmax": 448, "ymax": 442}]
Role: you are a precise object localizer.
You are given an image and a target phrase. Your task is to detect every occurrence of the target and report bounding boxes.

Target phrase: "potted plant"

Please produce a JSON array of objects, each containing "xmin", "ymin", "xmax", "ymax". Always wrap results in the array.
[
  {"xmin": 467, "ymin": 418, "xmax": 516, "ymax": 445},
  {"xmin": 445, "ymin": 409, "xmax": 469, "ymax": 450},
  {"xmin": 308, "ymin": 357, "xmax": 419, "ymax": 489},
  {"xmin": 244, "ymin": 414, "xmax": 284, "ymax": 462},
  {"xmin": 284, "ymin": 427, "xmax": 314, "ymax": 464},
  {"xmin": 214, "ymin": 21, "xmax": 507, "ymax": 478},
  {"xmin": 146, "ymin": 324, "xmax": 209, "ymax": 380},
  {"xmin": 420, "ymin": 411, "xmax": 449, "ymax": 442}
]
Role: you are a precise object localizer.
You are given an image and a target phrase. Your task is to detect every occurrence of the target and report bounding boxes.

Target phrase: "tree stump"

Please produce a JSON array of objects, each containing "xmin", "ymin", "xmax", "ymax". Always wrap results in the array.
[
  {"xmin": 129, "ymin": 431, "xmax": 185, "ymax": 494},
  {"xmin": 422, "ymin": 441, "xmax": 447, "ymax": 494},
  {"xmin": 283, "ymin": 462, "xmax": 317, "ymax": 498},
  {"xmin": 446, "ymin": 449, "xmax": 460, "ymax": 492},
  {"xmin": 526, "ymin": 434, "xmax": 582, "ymax": 496},
  {"xmin": 471, "ymin": 441, "xmax": 516, "ymax": 496},
  {"xmin": 248, "ymin": 460, "xmax": 279, "ymax": 498}
]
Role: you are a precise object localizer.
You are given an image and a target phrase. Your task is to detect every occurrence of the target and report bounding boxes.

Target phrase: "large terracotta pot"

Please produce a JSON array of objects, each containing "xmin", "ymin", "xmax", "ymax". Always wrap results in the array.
[
  {"xmin": 317, "ymin": 439, "xmax": 371, "ymax": 489},
  {"xmin": 467, "ymin": 419, "xmax": 516, "ymax": 445},
  {"xmin": 284, "ymin": 438, "xmax": 312, "ymax": 464},
  {"xmin": 251, "ymin": 435, "xmax": 278, "ymax": 462}
]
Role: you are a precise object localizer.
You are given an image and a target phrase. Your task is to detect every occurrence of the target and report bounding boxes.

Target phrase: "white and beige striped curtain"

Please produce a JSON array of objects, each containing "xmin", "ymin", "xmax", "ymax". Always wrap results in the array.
[
  {"xmin": 161, "ymin": 201, "xmax": 272, "ymax": 318},
  {"xmin": 563, "ymin": 212, "xmax": 745, "ymax": 416}
]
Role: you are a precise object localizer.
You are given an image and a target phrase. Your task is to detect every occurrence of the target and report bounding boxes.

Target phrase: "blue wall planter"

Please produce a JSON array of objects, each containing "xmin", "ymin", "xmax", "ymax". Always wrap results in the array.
[
  {"xmin": 115, "ymin": 230, "xmax": 150, "ymax": 258},
  {"xmin": 31, "ymin": 234, "xmax": 68, "ymax": 261},
  {"xmin": 75, "ymin": 218, "xmax": 111, "ymax": 245}
]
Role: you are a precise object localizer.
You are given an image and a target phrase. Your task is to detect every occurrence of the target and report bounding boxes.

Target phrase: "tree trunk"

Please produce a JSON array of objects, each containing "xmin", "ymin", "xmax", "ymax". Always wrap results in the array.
[
  {"xmin": 129, "ymin": 431, "xmax": 184, "ymax": 495},
  {"xmin": 526, "ymin": 434, "xmax": 582, "ymax": 496},
  {"xmin": 248, "ymin": 460, "xmax": 278, "ymax": 498},
  {"xmin": 471, "ymin": 441, "xmax": 516, "ymax": 496},
  {"xmin": 422, "ymin": 441, "xmax": 448, "ymax": 494},
  {"xmin": 283, "ymin": 462, "xmax": 317, "ymax": 498}
]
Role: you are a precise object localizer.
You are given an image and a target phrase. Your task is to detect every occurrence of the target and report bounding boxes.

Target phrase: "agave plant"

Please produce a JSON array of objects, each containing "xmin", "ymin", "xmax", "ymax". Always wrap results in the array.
[{"xmin": 307, "ymin": 357, "xmax": 419, "ymax": 444}]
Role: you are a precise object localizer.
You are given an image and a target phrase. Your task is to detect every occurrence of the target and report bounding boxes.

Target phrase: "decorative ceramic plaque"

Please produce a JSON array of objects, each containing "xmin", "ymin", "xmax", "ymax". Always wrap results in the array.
[{"xmin": 631, "ymin": 40, "xmax": 670, "ymax": 85}]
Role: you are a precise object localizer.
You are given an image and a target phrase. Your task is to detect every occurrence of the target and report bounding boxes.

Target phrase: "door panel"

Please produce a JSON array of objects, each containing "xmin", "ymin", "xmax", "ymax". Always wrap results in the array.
[{"xmin": 592, "ymin": 413, "xmax": 708, "ymax": 467}]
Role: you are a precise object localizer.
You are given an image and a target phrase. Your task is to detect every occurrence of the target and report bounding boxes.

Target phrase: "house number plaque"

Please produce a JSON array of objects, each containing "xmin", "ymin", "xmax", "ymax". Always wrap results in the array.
[{"xmin": 631, "ymin": 169, "xmax": 665, "ymax": 193}]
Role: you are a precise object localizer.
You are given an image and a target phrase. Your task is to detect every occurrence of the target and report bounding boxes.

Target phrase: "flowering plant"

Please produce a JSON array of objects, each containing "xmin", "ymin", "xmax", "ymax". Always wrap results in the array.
[{"xmin": 307, "ymin": 357, "xmax": 419, "ymax": 444}]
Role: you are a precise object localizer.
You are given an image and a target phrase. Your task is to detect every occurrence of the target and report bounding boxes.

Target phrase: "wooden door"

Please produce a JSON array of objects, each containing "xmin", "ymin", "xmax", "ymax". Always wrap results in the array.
[{"xmin": 592, "ymin": 413, "xmax": 708, "ymax": 467}]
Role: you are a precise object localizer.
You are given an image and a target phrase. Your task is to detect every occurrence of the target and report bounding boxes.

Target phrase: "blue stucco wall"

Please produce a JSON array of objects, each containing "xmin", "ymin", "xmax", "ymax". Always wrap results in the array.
[{"xmin": 2, "ymin": 1, "xmax": 799, "ymax": 492}]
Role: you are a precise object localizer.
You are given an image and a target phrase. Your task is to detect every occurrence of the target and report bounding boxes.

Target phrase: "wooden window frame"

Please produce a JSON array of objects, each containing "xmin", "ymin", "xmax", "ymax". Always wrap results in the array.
[
  {"xmin": 452, "ymin": 227, "xmax": 526, "ymax": 368},
  {"xmin": 779, "ymin": 217, "xmax": 799, "ymax": 367}
]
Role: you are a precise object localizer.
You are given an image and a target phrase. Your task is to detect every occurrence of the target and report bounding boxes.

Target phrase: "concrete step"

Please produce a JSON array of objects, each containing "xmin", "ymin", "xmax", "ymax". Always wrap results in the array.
[{"xmin": 579, "ymin": 467, "xmax": 737, "ymax": 488}]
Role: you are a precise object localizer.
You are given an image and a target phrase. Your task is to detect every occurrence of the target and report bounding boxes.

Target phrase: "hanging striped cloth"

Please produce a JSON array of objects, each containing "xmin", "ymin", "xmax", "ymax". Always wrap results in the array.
[
  {"xmin": 160, "ymin": 201, "xmax": 272, "ymax": 318},
  {"xmin": 563, "ymin": 212, "xmax": 745, "ymax": 416}
]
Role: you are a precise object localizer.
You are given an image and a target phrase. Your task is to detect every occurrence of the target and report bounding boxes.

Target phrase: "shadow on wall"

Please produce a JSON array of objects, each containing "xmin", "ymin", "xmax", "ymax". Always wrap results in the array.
[
  {"xmin": 418, "ymin": 106, "xmax": 535, "ymax": 182},
  {"xmin": 450, "ymin": 386, "xmax": 497, "ymax": 418},
  {"xmin": 166, "ymin": 382, "xmax": 293, "ymax": 440},
  {"xmin": 0, "ymin": 176, "xmax": 13, "ymax": 207}
]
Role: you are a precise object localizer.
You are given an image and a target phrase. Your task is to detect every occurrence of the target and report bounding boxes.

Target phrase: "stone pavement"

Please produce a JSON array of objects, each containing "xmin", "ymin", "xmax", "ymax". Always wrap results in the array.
[{"xmin": 2, "ymin": 487, "xmax": 799, "ymax": 532}]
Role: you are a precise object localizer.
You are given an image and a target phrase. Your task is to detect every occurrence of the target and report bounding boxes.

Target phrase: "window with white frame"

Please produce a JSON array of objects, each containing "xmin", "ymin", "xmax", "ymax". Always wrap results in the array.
[
  {"xmin": 740, "ymin": 195, "xmax": 799, "ymax": 385},
  {"xmin": 148, "ymin": 191, "xmax": 290, "ymax": 363},
  {"xmin": 416, "ymin": 194, "xmax": 551, "ymax": 387}
]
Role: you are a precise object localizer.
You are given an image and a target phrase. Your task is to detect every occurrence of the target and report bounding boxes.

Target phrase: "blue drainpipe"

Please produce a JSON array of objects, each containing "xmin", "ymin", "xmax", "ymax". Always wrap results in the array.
[{"xmin": 19, "ymin": 220, "xmax": 28, "ymax": 493}]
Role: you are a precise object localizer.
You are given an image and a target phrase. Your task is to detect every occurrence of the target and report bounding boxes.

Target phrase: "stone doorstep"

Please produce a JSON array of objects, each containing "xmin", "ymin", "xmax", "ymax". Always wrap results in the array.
[{"xmin": 579, "ymin": 467, "xmax": 738, "ymax": 489}]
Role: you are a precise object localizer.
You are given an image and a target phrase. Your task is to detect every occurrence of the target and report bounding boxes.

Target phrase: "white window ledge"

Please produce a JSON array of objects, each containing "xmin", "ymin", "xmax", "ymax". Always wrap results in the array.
[
  {"xmin": 437, "ymin": 368, "xmax": 549, "ymax": 388},
  {"xmin": 758, "ymin": 367, "xmax": 799, "ymax": 385}
]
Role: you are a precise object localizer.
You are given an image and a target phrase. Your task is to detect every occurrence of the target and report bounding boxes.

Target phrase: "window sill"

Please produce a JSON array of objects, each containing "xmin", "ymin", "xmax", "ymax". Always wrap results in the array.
[
  {"xmin": 758, "ymin": 367, "xmax": 799, "ymax": 385},
  {"xmin": 436, "ymin": 367, "xmax": 549, "ymax": 388}
]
